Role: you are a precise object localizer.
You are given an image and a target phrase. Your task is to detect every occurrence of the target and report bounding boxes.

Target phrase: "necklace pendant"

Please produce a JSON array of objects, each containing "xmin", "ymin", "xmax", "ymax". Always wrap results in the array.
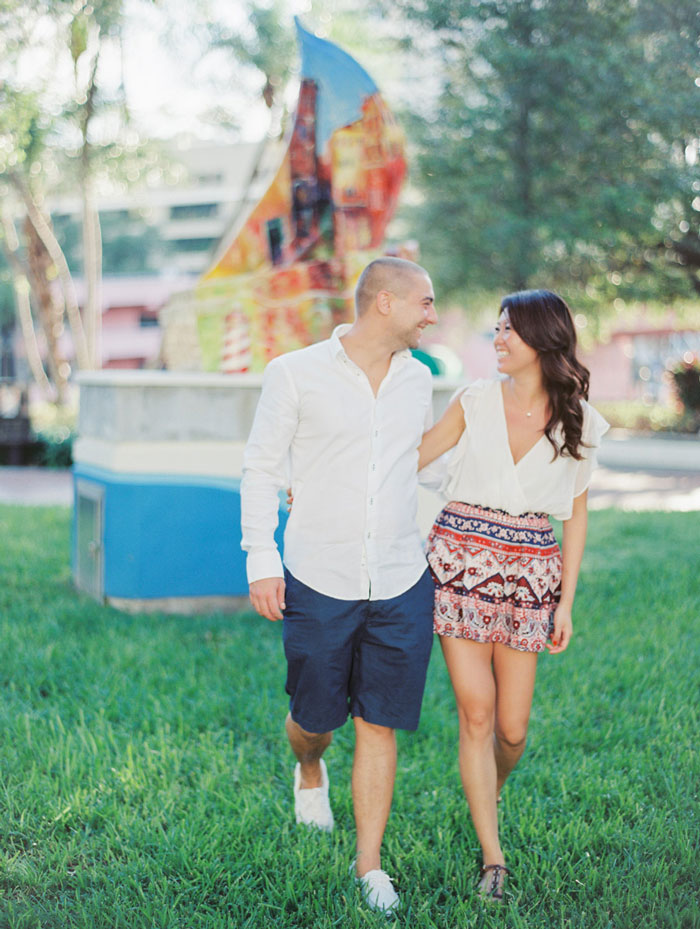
[{"xmin": 526, "ymin": 411, "xmax": 532, "ymax": 417}]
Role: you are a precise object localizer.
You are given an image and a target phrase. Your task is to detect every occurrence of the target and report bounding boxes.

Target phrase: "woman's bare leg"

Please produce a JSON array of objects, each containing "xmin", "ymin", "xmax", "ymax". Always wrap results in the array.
[
  {"xmin": 492, "ymin": 644, "xmax": 538, "ymax": 797},
  {"xmin": 440, "ymin": 636, "xmax": 503, "ymax": 867}
]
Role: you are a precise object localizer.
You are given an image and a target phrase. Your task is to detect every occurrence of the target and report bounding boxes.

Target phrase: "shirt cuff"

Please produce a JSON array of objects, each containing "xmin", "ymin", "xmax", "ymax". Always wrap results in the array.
[
  {"xmin": 419, "ymin": 455, "xmax": 448, "ymax": 491},
  {"xmin": 246, "ymin": 549, "xmax": 284, "ymax": 585}
]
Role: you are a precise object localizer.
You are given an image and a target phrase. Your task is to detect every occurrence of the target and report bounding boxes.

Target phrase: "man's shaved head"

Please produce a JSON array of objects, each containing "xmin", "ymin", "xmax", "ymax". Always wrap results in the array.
[{"xmin": 355, "ymin": 257, "xmax": 430, "ymax": 316}]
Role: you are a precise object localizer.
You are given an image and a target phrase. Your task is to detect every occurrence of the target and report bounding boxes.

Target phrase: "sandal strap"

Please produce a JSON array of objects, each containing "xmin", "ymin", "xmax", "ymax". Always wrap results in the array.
[{"xmin": 480, "ymin": 864, "xmax": 509, "ymax": 900}]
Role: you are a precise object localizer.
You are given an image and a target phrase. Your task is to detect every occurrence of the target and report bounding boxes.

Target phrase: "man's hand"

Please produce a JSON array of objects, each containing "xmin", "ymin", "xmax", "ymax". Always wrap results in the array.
[{"xmin": 249, "ymin": 577, "xmax": 286, "ymax": 621}]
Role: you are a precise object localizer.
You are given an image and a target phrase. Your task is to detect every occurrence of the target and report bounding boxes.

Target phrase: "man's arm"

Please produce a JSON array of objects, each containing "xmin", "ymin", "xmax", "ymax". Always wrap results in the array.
[{"xmin": 240, "ymin": 358, "xmax": 299, "ymax": 621}]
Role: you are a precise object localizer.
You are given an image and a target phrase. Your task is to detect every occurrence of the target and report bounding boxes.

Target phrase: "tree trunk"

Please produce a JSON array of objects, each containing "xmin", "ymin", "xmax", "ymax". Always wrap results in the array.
[
  {"xmin": 8, "ymin": 170, "xmax": 91, "ymax": 370},
  {"xmin": 0, "ymin": 209, "xmax": 53, "ymax": 398},
  {"xmin": 23, "ymin": 217, "xmax": 69, "ymax": 403},
  {"xmin": 507, "ymin": 0, "xmax": 536, "ymax": 291},
  {"xmin": 512, "ymin": 97, "xmax": 534, "ymax": 291},
  {"xmin": 82, "ymin": 174, "xmax": 102, "ymax": 368},
  {"xmin": 80, "ymin": 49, "xmax": 103, "ymax": 369}
]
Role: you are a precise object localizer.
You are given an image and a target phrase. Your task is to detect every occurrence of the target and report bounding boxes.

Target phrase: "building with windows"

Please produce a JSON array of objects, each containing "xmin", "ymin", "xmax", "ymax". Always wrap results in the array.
[{"xmin": 45, "ymin": 137, "xmax": 284, "ymax": 369}]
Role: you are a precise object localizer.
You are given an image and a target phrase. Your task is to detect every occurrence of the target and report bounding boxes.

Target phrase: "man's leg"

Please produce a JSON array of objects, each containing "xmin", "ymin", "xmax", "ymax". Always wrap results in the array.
[
  {"xmin": 282, "ymin": 571, "xmax": 358, "ymax": 831},
  {"xmin": 351, "ymin": 717, "xmax": 397, "ymax": 876},
  {"xmin": 286, "ymin": 713, "xmax": 335, "ymax": 831},
  {"xmin": 285, "ymin": 713, "xmax": 332, "ymax": 788}
]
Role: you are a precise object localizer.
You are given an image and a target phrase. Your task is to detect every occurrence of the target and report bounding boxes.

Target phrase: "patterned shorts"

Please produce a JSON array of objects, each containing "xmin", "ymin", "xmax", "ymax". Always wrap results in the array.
[{"xmin": 426, "ymin": 501, "xmax": 562, "ymax": 653}]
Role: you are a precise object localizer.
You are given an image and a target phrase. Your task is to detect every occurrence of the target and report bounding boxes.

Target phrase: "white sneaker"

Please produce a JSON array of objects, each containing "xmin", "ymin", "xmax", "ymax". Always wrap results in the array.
[
  {"xmin": 293, "ymin": 759, "xmax": 334, "ymax": 832},
  {"xmin": 357, "ymin": 868, "xmax": 400, "ymax": 915}
]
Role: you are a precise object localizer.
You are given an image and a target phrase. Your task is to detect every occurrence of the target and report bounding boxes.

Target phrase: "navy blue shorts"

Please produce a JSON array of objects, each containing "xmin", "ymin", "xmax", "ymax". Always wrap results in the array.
[{"xmin": 282, "ymin": 569, "xmax": 435, "ymax": 734}]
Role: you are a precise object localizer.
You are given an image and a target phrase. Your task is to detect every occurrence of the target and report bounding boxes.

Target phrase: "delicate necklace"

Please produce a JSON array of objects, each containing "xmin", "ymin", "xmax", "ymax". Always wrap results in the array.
[{"xmin": 508, "ymin": 383, "xmax": 541, "ymax": 418}]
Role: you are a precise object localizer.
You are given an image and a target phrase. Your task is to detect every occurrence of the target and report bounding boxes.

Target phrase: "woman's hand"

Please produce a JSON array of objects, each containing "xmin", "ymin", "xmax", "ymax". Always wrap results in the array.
[
  {"xmin": 286, "ymin": 487, "xmax": 293, "ymax": 512},
  {"xmin": 546, "ymin": 603, "xmax": 573, "ymax": 653},
  {"xmin": 547, "ymin": 490, "xmax": 588, "ymax": 655}
]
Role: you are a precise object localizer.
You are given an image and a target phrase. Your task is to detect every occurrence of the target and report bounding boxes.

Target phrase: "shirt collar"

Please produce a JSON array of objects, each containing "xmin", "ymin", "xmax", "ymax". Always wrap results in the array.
[
  {"xmin": 330, "ymin": 324, "xmax": 353, "ymax": 358},
  {"xmin": 330, "ymin": 324, "xmax": 412, "ymax": 367}
]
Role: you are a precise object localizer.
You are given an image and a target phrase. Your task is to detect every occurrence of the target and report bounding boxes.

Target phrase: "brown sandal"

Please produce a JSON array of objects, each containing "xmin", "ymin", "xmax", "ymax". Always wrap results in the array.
[{"xmin": 477, "ymin": 864, "xmax": 510, "ymax": 902}]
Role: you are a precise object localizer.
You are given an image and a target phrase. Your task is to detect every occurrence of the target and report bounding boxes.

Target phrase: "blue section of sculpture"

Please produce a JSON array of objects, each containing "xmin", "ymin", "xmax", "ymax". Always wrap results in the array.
[
  {"xmin": 295, "ymin": 17, "xmax": 378, "ymax": 155},
  {"xmin": 72, "ymin": 464, "xmax": 287, "ymax": 601}
]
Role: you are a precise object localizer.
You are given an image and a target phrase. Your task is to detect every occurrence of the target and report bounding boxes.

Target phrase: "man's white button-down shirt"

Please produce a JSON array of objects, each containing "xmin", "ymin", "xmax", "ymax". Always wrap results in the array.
[{"xmin": 241, "ymin": 325, "xmax": 434, "ymax": 601}]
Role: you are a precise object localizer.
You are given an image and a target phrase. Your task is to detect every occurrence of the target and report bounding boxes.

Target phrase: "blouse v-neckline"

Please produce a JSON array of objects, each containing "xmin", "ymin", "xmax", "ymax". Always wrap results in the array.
[{"xmin": 497, "ymin": 380, "xmax": 546, "ymax": 468}]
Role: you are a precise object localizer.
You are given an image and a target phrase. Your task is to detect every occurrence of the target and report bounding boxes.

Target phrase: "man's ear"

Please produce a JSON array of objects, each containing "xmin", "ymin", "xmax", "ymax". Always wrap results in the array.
[{"xmin": 376, "ymin": 289, "xmax": 393, "ymax": 316}]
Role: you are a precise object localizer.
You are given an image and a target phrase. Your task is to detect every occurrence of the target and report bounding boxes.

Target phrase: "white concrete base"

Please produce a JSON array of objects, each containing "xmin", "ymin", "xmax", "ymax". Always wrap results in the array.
[{"xmin": 107, "ymin": 595, "xmax": 251, "ymax": 615}]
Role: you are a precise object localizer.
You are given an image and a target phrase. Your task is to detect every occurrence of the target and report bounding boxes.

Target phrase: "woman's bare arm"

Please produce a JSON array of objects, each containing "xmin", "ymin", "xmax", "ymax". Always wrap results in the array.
[
  {"xmin": 418, "ymin": 392, "xmax": 467, "ymax": 470},
  {"xmin": 546, "ymin": 489, "xmax": 588, "ymax": 654}
]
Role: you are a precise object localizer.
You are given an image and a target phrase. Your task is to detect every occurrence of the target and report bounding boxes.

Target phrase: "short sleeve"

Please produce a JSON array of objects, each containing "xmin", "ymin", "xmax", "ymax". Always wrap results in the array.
[
  {"xmin": 458, "ymin": 378, "xmax": 490, "ymax": 432},
  {"xmin": 442, "ymin": 379, "xmax": 492, "ymax": 492},
  {"xmin": 573, "ymin": 402, "xmax": 610, "ymax": 497}
]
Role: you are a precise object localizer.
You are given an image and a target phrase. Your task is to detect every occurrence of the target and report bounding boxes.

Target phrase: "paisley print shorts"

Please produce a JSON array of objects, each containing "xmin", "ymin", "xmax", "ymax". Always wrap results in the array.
[{"xmin": 426, "ymin": 501, "xmax": 562, "ymax": 653}]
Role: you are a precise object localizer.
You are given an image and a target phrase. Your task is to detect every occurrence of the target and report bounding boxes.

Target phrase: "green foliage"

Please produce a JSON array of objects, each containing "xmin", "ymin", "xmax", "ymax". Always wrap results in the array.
[
  {"xmin": 594, "ymin": 400, "xmax": 682, "ymax": 433},
  {"xmin": 0, "ymin": 250, "xmax": 16, "ymax": 330},
  {"xmin": 390, "ymin": 0, "xmax": 699, "ymax": 308},
  {"xmin": 207, "ymin": 0, "xmax": 296, "ymax": 109},
  {"xmin": 0, "ymin": 85, "xmax": 51, "ymax": 179},
  {"xmin": 31, "ymin": 425, "xmax": 75, "ymax": 467},
  {"xmin": 671, "ymin": 358, "xmax": 700, "ymax": 411},
  {"xmin": 670, "ymin": 358, "xmax": 700, "ymax": 430},
  {"xmin": 0, "ymin": 506, "xmax": 698, "ymax": 927},
  {"xmin": 28, "ymin": 398, "xmax": 78, "ymax": 458}
]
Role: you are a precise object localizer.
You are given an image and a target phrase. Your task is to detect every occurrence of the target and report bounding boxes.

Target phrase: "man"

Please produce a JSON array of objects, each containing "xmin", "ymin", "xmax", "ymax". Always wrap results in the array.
[{"xmin": 240, "ymin": 257, "xmax": 438, "ymax": 914}]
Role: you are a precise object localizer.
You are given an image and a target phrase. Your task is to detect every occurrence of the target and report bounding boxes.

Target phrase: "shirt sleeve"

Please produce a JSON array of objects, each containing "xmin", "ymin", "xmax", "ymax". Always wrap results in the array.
[
  {"xmin": 443, "ymin": 379, "xmax": 489, "ymax": 493},
  {"xmin": 240, "ymin": 358, "xmax": 300, "ymax": 583},
  {"xmin": 573, "ymin": 402, "xmax": 610, "ymax": 498},
  {"xmin": 458, "ymin": 378, "xmax": 489, "ymax": 431}
]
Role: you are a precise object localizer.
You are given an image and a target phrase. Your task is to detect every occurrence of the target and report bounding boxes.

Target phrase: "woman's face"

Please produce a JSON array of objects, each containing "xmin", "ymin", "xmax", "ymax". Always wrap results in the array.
[{"xmin": 493, "ymin": 308, "xmax": 540, "ymax": 377}]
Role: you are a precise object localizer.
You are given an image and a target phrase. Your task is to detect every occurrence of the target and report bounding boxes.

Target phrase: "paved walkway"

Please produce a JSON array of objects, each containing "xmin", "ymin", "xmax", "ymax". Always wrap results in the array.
[
  {"xmin": 1, "ymin": 433, "xmax": 699, "ymax": 512},
  {"xmin": 587, "ymin": 466, "xmax": 700, "ymax": 512},
  {"xmin": 0, "ymin": 467, "xmax": 74, "ymax": 506}
]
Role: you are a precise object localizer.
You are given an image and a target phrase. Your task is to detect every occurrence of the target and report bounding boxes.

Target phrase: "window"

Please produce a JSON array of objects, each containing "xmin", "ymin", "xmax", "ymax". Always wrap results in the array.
[
  {"xmin": 196, "ymin": 173, "xmax": 224, "ymax": 186},
  {"xmin": 169, "ymin": 203, "xmax": 219, "ymax": 220},
  {"xmin": 170, "ymin": 238, "xmax": 217, "ymax": 253}
]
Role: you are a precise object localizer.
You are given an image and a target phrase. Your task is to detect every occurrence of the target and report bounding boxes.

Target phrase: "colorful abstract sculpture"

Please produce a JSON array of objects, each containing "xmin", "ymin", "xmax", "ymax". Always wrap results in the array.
[{"xmin": 192, "ymin": 18, "xmax": 407, "ymax": 372}]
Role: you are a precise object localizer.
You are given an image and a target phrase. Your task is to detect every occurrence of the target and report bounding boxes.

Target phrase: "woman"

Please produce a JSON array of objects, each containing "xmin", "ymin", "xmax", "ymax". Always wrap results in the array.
[{"xmin": 418, "ymin": 289, "xmax": 608, "ymax": 903}]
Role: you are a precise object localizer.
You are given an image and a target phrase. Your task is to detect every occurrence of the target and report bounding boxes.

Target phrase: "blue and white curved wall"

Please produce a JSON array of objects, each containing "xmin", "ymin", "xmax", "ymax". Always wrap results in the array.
[{"xmin": 72, "ymin": 371, "xmax": 287, "ymax": 612}]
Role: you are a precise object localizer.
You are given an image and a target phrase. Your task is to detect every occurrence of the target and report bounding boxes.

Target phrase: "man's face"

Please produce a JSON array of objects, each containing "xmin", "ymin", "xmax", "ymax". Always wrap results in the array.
[{"xmin": 390, "ymin": 272, "xmax": 437, "ymax": 350}]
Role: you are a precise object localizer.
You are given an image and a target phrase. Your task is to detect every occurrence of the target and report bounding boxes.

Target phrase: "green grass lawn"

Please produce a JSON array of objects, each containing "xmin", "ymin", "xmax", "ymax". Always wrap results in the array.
[{"xmin": 0, "ymin": 506, "xmax": 698, "ymax": 929}]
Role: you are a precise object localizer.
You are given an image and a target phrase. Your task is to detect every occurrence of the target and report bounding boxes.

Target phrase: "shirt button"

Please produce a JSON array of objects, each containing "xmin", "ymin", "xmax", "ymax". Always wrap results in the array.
[
  {"xmin": 369, "ymin": 498, "xmax": 374, "ymax": 505},
  {"xmin": 371, "ymin": 463, "xmax": 376, "ymax": 471},
  {"xmin": 367, "ymin": 532, "xmax": 371, "ymax": 539}
]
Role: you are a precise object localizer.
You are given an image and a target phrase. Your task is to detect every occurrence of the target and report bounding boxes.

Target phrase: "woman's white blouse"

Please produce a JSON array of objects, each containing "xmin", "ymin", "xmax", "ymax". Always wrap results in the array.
[{"xmin": 443, "ymin": 378, "xmax": 610, "ymax": 521}]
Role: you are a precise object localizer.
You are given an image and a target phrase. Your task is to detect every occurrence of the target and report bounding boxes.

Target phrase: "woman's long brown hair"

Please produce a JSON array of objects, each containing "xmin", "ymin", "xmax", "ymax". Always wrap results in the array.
[{"xmin": 500, "ymin": 289, "xmax": 590, "ymax": 460}]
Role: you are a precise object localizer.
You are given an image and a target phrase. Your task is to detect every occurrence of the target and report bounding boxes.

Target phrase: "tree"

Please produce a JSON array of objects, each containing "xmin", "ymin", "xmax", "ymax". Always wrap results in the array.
[
  {"xmin": 0, "ymin": 0, "xmax": 155, "ymax": 394},
  {"xmin": 207, "ymin": 0, "xmax": 296, "ymax": 114},
  {"xmin": 63, "ymin": 0, "xmax": 135, "ymax": 368},
  {"xmin": 0, "ymin": 81, "xmax": 89, "ymax": 400},
  {"xmin": 387, "ymin": 0, "xmax": 700, "ymax": 307}
]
